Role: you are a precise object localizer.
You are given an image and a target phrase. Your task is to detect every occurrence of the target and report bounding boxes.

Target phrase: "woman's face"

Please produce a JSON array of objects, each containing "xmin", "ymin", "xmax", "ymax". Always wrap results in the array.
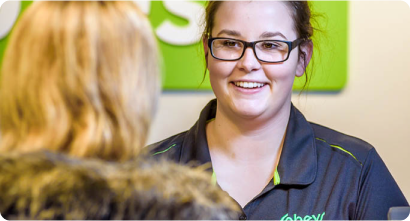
[{"xmin": 206, "ymin": 1, "xmax": 308, "ymax": 120}]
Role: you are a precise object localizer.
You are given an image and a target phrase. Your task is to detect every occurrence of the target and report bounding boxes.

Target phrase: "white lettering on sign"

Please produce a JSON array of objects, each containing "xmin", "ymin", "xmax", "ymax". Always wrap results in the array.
[
  {"xmin": 0, "ymin": 1, "xmax": 204, "ymax": 46},
  {"xmin": 0, "ymin": 1, "xmax": 21, "ymax": 39},
  {"xmin": 156, "ymin": 1, "xmax": 204, "ymax": 45}
]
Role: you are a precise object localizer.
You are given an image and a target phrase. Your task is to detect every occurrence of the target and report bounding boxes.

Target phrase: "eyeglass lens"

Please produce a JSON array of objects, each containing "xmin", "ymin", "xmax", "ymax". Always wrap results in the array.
[{"xmin": 211, "ymin": 39, "xmax": 289, "ymax": 62}]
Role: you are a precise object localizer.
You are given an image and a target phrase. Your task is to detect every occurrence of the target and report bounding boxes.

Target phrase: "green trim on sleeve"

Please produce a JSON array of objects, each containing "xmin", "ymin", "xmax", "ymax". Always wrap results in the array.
[
  {"xmin": 152, "ymin": 144, "xmax": 176, "ymax": 156},
  {"xmin": 330, "ymin": 144, "xmax": 361, "ymax": 165},
  {"xmin": 315, "ymin": 138, "xmax": 362, "ymax": 166},
  {"xmin": 315, "ymin": 137, "xmax": 326, "ymax": 142},
  {"xmin": 273, "ymin": 167, "xmax": 281, "ymax": 185}
]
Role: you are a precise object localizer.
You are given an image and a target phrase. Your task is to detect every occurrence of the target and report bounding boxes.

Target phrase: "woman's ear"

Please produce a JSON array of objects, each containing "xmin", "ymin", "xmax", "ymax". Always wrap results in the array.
[
  {"xmin": 203, "ymin": 37, "xmax": 209, "ymax": 65},
  {"xmin": 296, "ymin": 40, "xmax": 313, "ymax": 77}
]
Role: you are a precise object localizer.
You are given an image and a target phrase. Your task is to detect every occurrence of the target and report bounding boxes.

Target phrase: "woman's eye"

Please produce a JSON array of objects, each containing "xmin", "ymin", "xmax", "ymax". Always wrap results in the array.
[
  {"xmin": 223, "ymin": 41, "xmax": 238, "ymax": 47},
  {"xmin": 262, "ymin": 42, "xmax": 278, "ymax": 49}
]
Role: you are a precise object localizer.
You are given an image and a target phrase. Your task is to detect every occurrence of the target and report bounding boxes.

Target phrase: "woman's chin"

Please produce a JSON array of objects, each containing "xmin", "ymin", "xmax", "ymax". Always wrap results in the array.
[
  {"xmin": 223, "ymin": 97, "xmax": 288, "ymax": 121},
  {"xmin": 230, "ymin": 102, "xmax": 267, "ymax": 119}
]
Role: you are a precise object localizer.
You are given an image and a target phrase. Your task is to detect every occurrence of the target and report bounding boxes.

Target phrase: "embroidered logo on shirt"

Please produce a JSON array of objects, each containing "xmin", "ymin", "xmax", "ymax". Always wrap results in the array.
[{"xmin": 280, "ymin": 212, "xmax": 325, "ymax": 221}]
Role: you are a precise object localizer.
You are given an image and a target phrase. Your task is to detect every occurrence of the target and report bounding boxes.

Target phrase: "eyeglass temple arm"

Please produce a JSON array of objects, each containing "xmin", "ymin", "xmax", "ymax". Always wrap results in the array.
[{"xmin": 291, "ymin": 39, "xmax": 306, "ymax": 50}]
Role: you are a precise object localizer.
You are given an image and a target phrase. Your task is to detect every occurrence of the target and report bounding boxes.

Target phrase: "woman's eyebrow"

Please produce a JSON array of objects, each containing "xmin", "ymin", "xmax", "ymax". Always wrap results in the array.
[
  {"xmin": 216, "ymin": 29, "xmax": 241, "ymax": 37},
  {"xmin": 260, "ymin": 31, "xmax": 287, "ymax": 40}
]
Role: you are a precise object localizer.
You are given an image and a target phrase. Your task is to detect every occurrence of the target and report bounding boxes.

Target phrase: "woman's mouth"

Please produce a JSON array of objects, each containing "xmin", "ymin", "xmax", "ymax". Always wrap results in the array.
[{"xmin": 233, "ymin": 81, "xmax": 266, "ymax": 89}]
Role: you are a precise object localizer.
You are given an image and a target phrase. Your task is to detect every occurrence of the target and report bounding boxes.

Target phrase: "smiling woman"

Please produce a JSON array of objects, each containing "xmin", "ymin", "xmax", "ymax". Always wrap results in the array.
[{"xmin": 147, "ymin": 1, "xmax": 409, "ymax": 220}]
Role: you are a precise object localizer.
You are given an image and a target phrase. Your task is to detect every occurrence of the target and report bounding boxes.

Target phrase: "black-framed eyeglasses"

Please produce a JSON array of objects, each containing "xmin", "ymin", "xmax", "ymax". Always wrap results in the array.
[{"xmin": 208, "ymin": 37, "xmax": 305, "ymax": 63}]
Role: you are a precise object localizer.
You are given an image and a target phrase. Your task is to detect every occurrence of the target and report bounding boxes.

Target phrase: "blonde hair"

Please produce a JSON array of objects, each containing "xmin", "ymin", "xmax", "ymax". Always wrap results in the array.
[{"xmin": 0, "ymin": 1, "xmax": 160, "ymax": 162}]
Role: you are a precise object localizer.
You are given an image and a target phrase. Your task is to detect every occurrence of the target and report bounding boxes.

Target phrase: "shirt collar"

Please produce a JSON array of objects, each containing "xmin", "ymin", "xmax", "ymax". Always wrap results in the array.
[
  {"xmin": 277, "ymin": 104, "xmax": 317, "ymax": 185},
  {"xmin": 179, "ymin": 99, "xmax": 216, "ymax": 166},
  {"xmin": 180, "ymin": 99, "xmax": 317, "ymax": 185}
]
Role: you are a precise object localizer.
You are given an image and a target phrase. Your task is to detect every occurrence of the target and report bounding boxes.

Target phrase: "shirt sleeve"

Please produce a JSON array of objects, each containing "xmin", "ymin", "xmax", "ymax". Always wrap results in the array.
[{"xmin": 355, "ymin": 148, "xmax": 409, "ymax": 220}]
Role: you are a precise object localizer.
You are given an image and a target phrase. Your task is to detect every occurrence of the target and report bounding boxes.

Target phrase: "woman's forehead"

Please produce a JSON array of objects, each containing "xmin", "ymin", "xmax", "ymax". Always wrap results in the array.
[{"xmin": 212, "ymin": 1, "xmax": 296, "ymax": 40}]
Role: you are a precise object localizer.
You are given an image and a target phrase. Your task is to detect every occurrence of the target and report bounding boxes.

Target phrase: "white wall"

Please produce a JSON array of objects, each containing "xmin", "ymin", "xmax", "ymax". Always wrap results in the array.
[{"xmin": 148, "ymin": 1, "xmax": 410, "ymax": 200}]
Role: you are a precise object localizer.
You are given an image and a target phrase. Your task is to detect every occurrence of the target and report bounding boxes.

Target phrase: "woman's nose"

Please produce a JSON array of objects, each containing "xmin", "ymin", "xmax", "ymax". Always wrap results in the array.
[{"xmin": 236, "ymin": 47, "xmax": 261, "ymax": 73}]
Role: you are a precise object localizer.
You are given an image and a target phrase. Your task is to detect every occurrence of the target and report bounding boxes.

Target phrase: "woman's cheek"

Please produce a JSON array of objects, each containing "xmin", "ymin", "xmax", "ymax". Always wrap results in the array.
[
  {"xmin": 264, "ymin": 65, "xmax": 295, "ymax": 81},
  {"xmin": 209, "ymin": 61, "xmax": 235, "ymax": 79}
]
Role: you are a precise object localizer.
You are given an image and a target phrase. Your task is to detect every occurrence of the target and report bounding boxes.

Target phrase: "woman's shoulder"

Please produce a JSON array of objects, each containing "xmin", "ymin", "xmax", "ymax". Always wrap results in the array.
[
  {"xmin": 309, "ymin": 122, "xmax": 374, "ymax": 167},
  {"xmin": 146, "ymin": 130, "xmax": 189, "ymax": 161},
  {"xmin": 307, "ymin": 123, "xmax": 408, "ymax": 219}
]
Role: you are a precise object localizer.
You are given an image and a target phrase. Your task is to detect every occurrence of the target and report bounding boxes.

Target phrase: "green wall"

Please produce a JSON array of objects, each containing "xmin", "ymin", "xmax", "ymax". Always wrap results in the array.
[{"xmin": 0, "ymin": 1, "xmax": 348, "ymax": 91}]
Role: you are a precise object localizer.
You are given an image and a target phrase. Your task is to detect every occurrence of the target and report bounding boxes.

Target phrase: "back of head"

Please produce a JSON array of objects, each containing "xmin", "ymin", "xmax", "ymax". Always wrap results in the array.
[{"xmin": 0, "ymin": 1, "xmax": 160, "ymax": 161}]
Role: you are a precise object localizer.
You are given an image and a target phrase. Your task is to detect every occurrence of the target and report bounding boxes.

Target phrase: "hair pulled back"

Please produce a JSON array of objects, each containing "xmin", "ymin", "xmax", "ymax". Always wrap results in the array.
[{"xmin": 202, "ymin": 1, "xmax": 317, "ymax": 90}]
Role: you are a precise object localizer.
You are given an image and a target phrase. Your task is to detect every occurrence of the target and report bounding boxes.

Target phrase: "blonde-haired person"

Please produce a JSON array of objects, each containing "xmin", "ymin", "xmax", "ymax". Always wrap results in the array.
[
  {"xmin": 0, "ymin": 1, "xmax": 159, "ymax": 161},
  {"xmin": 0, "ymin": 1, "xmax": 239, "ymax": 219}
]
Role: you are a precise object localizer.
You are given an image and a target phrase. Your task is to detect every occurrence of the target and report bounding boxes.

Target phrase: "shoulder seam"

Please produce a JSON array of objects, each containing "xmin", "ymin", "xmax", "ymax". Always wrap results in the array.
[
  {"xmin": 152, "ymin": 144, "xmax": 177, "ymax": 156},
  {"xmin": 315, "ymin": 137, "xmax": 363, "ymax": 166}
]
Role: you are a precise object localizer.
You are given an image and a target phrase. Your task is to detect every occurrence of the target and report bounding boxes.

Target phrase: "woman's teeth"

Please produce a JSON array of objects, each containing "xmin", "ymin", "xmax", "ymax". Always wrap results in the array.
[{"xmin": 234, "ymin": 81, "xmax": 265, "ymax": 89}]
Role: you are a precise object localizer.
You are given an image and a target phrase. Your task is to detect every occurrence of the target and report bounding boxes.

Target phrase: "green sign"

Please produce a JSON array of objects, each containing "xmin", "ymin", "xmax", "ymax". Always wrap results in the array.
[{"xmin": 0, "ymin": 1, "xmax": 348, "ymax": 91}]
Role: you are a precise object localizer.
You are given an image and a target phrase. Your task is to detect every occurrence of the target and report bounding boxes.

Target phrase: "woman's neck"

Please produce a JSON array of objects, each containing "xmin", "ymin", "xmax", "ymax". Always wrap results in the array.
[{"xmin": 206, "ymin": 103, "xmax": 291, "ymax": 162}]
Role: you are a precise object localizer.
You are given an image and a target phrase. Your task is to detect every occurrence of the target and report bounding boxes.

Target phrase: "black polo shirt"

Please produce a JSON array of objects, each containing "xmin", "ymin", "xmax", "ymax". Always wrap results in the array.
[{"xmin": 148, "ymin": 99, "xmax": 408, "ymax": 220}]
